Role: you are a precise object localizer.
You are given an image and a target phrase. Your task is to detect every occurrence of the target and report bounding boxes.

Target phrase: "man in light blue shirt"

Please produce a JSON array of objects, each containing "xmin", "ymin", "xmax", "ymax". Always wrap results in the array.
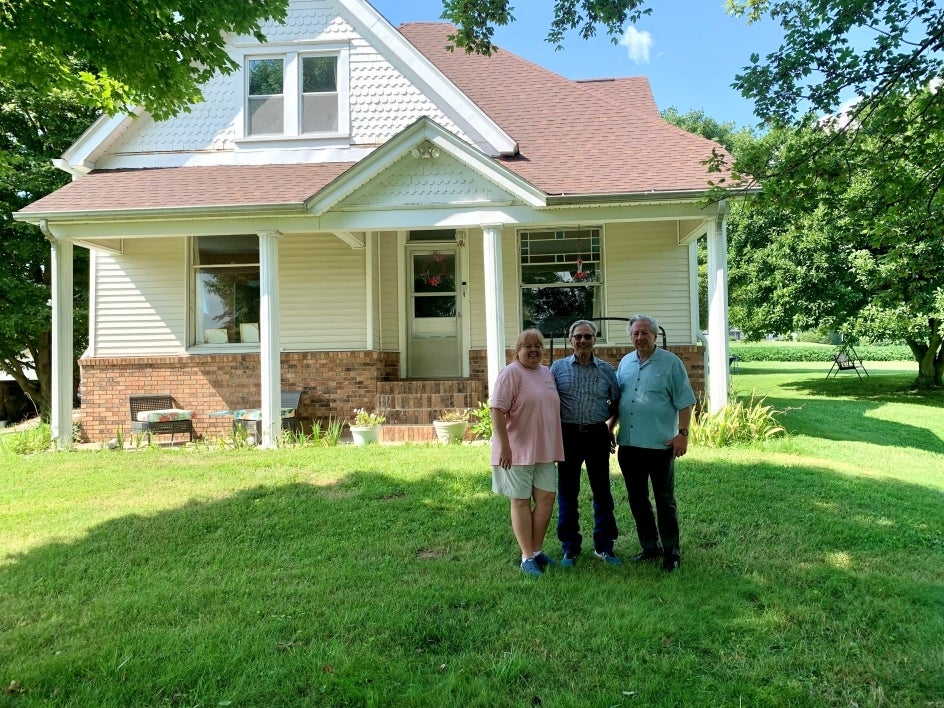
[
  {"xmin": 550, "ymin": 320, "xmax": 622, "ymax": 567},
  {"xmin": 615, "ymin": 314, "xmax": 696, "ymax": 572}
]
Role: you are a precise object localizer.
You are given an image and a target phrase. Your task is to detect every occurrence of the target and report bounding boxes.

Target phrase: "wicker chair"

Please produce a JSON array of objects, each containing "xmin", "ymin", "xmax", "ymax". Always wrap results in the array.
[{"xmin": 129, "ymin": 394, "xmax": 194, "ymax": 443}]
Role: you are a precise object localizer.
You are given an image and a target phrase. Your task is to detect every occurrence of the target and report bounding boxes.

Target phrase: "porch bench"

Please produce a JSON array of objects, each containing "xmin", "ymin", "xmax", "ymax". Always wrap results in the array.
[
  {"xmin": 130, "ymin": 394, "xmax": 194, "ymax": 443},
  {"xmin": 233, "ymin": 390, "xmax": 303, "ymax": 441}
]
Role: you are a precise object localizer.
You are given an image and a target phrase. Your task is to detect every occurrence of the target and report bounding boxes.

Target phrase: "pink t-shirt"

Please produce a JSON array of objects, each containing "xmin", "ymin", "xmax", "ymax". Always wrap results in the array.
[{"xmin": 490, "ymin": 362, "xmax": 564, "ymax": 465}]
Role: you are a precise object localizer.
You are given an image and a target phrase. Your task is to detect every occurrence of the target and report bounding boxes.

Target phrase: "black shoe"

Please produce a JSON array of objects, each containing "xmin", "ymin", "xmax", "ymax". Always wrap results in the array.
[
  {"xmin": 662, "ymin": 555, "xmax": 680, "ymax": 572},
  {"xmin": 629, "ymin": 550, "xmax": 663, "ymax": 563}
]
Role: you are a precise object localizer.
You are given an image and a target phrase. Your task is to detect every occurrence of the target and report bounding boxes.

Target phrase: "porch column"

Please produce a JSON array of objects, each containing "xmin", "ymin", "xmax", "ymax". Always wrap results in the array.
[
  {"xmin": 258, "ymin": 230, "xmax": 282, "ymax": 448},
  {"xmin": 43, "ymin": 222, "xmax": 74, "ymax": 450},
  {"xmin": 481, "ymin": 224, "xmax": 506, "ymax": 395},
  {"xmin": 706, "ymin": 208, "xmax": 731, "ymax": 413}
]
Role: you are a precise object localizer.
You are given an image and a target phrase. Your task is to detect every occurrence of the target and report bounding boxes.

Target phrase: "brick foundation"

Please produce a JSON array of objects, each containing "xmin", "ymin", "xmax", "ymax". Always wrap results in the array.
[{"xmin": 78, "ymin": 345, "xmax": 705, "ymax": 443}]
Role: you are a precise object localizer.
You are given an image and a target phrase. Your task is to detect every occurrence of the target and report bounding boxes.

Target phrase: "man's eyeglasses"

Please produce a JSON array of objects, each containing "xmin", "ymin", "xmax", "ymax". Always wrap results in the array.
[{"xmin": 572, "ymin": 334, "xmax": 595, "ymax": 340}]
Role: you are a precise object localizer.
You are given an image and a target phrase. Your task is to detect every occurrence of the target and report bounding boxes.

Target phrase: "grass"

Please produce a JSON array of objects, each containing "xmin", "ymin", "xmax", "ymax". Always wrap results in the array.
[{"xmin": 1, "ymin": 361, "xmax": 942, "ymax": 706}]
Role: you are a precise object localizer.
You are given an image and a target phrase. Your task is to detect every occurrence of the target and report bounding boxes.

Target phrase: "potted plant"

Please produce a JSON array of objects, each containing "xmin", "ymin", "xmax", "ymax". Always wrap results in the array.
[
  {"xmin": 350, "ymin": 408, "xmax": 385, "ymax": 446},
  {"xmin": 433, "ymin": 408, "xmax": 470, "ymax": 444}
]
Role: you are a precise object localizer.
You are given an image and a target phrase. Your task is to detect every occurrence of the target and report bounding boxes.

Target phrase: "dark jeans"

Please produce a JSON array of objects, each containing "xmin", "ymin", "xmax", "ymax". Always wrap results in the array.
[
  {"xmin": 556, "ymin": 423, "xmax": 619, "ymax": 555},
  {"xmin": 617, "ymin": 445, "xmax": 680, "ymax": 559}
]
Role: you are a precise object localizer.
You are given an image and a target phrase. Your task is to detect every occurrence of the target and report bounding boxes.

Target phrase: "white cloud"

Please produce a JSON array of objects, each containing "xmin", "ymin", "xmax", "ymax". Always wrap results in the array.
[{"xmin": 619, "ymin": 26, "xmax": 653, "ymax": 64}]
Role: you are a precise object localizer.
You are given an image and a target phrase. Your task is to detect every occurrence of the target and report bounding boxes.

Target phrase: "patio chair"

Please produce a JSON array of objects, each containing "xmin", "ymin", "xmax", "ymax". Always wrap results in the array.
[
  {"xmin": 233, "ymin": 390, "xmax": 303, "ymax": 440},
  {"xmin": 129, "ymin": 394, "xmax": 194, "ymax": 443}
]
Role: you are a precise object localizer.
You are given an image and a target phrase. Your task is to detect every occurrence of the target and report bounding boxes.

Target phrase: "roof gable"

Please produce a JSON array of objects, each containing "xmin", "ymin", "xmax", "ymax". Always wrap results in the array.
[
  {"xmin": 58, "ymin": 0, "xmax": 516, "ymax": 174},
  {"xmin": 309, "ymin": 117, "xmax": 544, "ymax": 214}
]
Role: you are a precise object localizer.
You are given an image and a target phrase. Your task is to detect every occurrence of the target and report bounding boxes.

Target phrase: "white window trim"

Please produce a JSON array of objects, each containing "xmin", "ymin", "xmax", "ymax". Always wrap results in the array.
[{"xmin": 235, "ymin": 42, "xmax": 350, "ymax": 143}]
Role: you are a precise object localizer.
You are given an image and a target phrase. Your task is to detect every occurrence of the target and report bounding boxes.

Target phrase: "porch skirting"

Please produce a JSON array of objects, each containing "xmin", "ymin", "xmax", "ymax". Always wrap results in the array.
[{"xmin": 76, "ymin": 346, "xmax": 704, "ymax": 443}]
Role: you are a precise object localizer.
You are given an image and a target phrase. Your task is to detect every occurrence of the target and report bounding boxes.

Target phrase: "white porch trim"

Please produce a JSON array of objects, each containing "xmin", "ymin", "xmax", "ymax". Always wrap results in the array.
[
  {"xmin": 258, "ymin": 230, "xmax": 283, "ymax": 448},
  {"xmin": 481, "ymin": 223, "xmax": 506, "ymax": 395},
  {"xmin": 41, "ymin": 220, "xmax": 75, "ymax": 450},
  {"xmin": 706, "ymin": 208, "xmax": 731, "ymax": 412}
]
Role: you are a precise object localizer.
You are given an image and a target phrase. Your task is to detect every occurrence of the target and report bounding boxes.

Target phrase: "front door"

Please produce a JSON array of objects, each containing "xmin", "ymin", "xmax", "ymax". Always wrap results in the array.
[{"xmin": 407, "ymin": 245, "xmax": 461, "ymax": 377}]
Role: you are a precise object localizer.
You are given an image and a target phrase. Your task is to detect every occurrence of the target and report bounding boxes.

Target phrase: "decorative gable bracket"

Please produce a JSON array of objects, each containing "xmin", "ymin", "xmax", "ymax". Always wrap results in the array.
[{"xmin": 334, "ymin": 231, "xmax": 366, "ymax": 249}]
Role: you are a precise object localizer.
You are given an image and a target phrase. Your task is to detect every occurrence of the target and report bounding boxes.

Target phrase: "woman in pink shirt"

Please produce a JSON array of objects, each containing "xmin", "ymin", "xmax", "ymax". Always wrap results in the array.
[{"xmin": 490, "ymin": 329, "xmax": 565, "ymax": 577}]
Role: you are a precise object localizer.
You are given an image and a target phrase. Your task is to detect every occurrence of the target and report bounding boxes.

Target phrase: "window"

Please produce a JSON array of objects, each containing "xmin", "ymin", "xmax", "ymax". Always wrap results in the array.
[
  {"xmin": 301, "ymin": 55, "xmax": 338, "ymax": 133},
  {"xmin": 243, "ymin": 48, "xmax": 348, "ymax": 139},
  {"xmin": 248, "ymin": 58, "xmax": 284, "ymax": 136},
  {"xmin": 193, "ymin": 236, "xmax": 260, "ymax": 345},
  {"xmin": 519, "ymin": 227, "xmax": 603, "ymax": 338}
]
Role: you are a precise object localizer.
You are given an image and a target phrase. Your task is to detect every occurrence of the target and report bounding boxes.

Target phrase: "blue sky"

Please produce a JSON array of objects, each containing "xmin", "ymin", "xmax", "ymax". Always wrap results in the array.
[{"xmin": 369, "ymin": 0, "xmax": 786, "ymax": 130}]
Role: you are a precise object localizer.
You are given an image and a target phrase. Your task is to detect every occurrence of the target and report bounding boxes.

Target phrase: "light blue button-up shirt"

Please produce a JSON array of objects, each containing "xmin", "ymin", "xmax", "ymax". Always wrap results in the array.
[{"xmin": 616, "ymin": 348, "xmax": 696, "ymax": 449}]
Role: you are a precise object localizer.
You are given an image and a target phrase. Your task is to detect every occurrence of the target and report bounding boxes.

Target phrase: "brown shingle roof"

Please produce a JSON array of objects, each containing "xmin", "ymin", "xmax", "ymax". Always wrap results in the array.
[
  {"xmin": 400, "ymin": 22, "xmax": 727, "ymax": 196},
  {"xmin": 20, "ymin": 20, "xmax": 730, "ymax": 218}
]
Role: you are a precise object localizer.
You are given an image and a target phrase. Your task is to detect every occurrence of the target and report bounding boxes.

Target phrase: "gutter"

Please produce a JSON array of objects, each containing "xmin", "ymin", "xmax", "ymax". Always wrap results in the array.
[
  {"xmin": 14, "ymin": 202, "xmax": 310, "ymax": 225},
  {"xmin": 545, "ymin": 187, "xmax": 761, "ymax": 207}
]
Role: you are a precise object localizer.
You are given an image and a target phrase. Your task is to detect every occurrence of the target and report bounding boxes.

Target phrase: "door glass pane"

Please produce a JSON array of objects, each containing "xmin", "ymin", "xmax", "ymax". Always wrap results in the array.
[
  {"xmin": 413, "ymin": 252, "xmax": 456, "ymax": 293},
  {"xmin": 414, "ymin": 296, "xmax": 456, "ymax": 318}
]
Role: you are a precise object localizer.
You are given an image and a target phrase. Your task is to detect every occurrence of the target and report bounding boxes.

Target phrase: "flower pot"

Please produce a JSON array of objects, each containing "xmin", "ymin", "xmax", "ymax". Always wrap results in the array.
[
  {"xmin": 433, "ymin": 420, "xmax": 467, "ymax": 444},
  {"xmin": 350, "ymin": 425, "xmax": 381, "ymax": 446}
]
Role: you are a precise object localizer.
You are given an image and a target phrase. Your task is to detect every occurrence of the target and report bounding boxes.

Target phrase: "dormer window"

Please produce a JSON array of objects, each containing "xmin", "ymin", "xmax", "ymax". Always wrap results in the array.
[
  {"xmin": 248, "ymin": 58, "xmax": 284, "ymax": 136},
  {"xmin": 301, "ymin": 55, "xmax": 338, "ymax": 133},
  {"xmin": 242, "ymin": 46, "xmax": 349, "ymax": 140}
]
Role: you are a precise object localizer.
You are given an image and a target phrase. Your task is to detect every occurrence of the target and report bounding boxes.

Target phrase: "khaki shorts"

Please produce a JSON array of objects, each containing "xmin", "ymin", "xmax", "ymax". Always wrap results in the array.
[{"xmin": 491, "ymin": 462, "xmax": 558, "ymax": 499}]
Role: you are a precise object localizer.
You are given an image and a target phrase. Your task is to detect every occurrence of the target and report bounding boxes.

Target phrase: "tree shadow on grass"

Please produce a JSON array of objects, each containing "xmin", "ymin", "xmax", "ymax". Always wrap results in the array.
[
  {"xmin": 1, "ymin": 463, "xmax": 942, "ymax": 706},
  {"xmin": 733, "ymin": 369, "xmax": 944, "ymax": 453},
  {"xmin": 754, "ymin": 394, "xmax": 944, "ymax": 453}
]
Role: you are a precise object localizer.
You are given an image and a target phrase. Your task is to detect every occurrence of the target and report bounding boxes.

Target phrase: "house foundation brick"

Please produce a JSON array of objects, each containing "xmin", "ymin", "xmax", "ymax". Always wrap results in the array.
[{"xmin": 78, "ymin": 345, "xmax": 705, "ymax": 443}]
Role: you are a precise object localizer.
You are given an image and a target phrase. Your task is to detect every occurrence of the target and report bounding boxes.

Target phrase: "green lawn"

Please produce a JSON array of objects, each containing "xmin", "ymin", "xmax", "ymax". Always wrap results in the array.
[{"xmin": 1, "ymin": 362, "xmax": 942, "ymax": 706}]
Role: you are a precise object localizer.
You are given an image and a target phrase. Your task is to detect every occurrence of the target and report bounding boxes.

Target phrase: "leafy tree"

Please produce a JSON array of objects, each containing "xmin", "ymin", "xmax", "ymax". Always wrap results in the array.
[
  {"xmin": 731, "ymin": 92, "xmax": 944, "ymax": 388},
  {"xmin": 661, "ymin": 109, "xmax": 758, "ymax": 332},
  {"xmin": 0, "ymin": 0, "xmax": 289, "ymax": 120},
  {"xmin": 0, "ymin": 82, "xmax": 98, "ymax": 418}
]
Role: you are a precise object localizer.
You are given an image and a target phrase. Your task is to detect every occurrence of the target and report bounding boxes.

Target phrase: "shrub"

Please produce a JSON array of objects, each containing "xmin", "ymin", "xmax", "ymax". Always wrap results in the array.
[
  {"xmin": 729, "ymin": 342, "xmax": 912, "ymax": 362},
  {"xmin": 469, "ymin": 401, "xmax": 492, "ymax": 440}
]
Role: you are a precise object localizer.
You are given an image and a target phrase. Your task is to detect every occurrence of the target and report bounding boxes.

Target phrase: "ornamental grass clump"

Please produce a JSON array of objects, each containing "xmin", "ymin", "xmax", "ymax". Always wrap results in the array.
[{"xmin": 691, "ymin": 393, "xmax": 787, "ymax": 447}]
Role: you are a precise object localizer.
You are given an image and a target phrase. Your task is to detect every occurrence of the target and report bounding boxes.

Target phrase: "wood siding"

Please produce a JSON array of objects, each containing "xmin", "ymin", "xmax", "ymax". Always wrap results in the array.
[{"xmin": 92, "ymin": 239, "xmax": 189, "ymax": 357}]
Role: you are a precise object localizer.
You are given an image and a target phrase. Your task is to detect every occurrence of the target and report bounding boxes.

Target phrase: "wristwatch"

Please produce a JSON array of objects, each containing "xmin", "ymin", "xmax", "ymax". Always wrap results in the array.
[{"xmin": 678, "ymin": 428, "xmax": 689, "ymax": 437}]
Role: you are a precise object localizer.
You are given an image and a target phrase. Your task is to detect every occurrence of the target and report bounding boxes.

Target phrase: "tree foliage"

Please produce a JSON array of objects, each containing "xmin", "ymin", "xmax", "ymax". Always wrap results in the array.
[
  {"xmin": 730, "ymin": 90, "xmax": 944, "ymax": 388},
  {"xmin": 0, "ymin": 81, "xmax": 97, "ymax": 418},
  {"xmin": 441, "ymin": 0, "xmax": 649, "ymax": 55},
  {"xmin": 0, "ymin": 0, "xmax": 289, "ymax": 120}
]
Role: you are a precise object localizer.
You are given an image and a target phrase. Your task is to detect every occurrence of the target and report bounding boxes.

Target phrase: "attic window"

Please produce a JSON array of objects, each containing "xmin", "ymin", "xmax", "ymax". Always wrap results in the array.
[
  {"xmin": 301, "ymin": 55, "xmax": 338, "ymax": 133},
  {"xmin": 243, "ymin": 47, "xmax": 349, "ymax": 140},
  {"xmin": 248, "ymin": 58, "xmax": 284, "ymax": 136}
]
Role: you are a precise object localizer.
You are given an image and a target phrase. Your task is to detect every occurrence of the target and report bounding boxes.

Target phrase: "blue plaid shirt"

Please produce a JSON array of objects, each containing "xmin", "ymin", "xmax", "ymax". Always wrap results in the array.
[{"xmin": 550, "ymin": 354, "xmax": 620, "ymax": 425}]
